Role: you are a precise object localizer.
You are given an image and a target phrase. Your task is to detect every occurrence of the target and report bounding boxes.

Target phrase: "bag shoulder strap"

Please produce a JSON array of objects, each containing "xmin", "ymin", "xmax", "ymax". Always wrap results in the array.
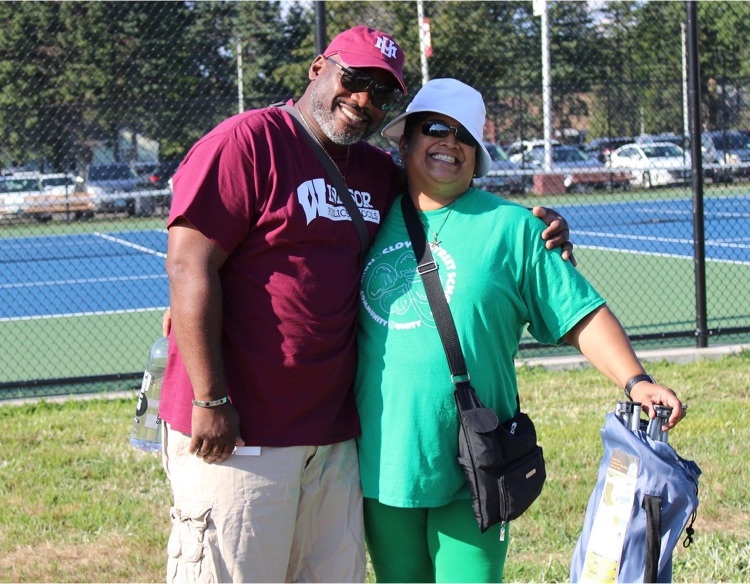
[
  {"xmin": 278, "ymin": 104, "xmax": 369, "ymax": 259},
  {"xmin": 402, "ymin": 194, "xmax": 523, "ymax": 411},
  {"xmin": 643, "ymin": 494, "xmax": 662, "ymax": 583},
  {"xmin": 401, "ymin": 195, "xmax": 469, "ymax": 384}
]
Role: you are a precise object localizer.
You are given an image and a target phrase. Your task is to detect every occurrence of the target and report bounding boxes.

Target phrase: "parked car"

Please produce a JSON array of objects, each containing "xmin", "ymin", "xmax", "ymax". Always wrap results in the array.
[
  {"xmin": 520, "ymin": 144, "xmax": 631, "ymax": 192},
  {"xmin": 0, "ymin": 172, "xmax": 95, "ymax": 221},
  {"xmin": 636, "ymin": 133, "xmax": 733, "ymax": 183},
  {"xmin": 147, "ymin": 160, "xmax": 181, "ymax": 190},
  {"xmin": 698, "ymin": 134, "xmax": 734, "ymax": 183},
  {"xmin": 635, "ymin": 133, "xmax": 685, "ymax": 148},
  {"xmin": 473, "ymin": 142, "xmax": 525, "ymax": 194},
  {"xmin": 505, "ymin": 139, "xmax": 561, "ymax": 165},
  {"xmin": 132, "ymin": 160, "xmax": 160, "ymax": 182},
  {"xmin": 85, "ymin": 162, "xmax": 156, "ymax": 215},
  {"xmin": 584, "ymin": 136, "xmax": 634, "ymax": 163},
  {"xmin": 609, "ymin": 142, "xmax": 691, "ymax": 188},
  {"xmin": 0, "ymin": 174, "xmax": 39, "ymax": 218},
  {"xmin": 702, "ymin": 130, "xmax": 750, "ymax": 178}
]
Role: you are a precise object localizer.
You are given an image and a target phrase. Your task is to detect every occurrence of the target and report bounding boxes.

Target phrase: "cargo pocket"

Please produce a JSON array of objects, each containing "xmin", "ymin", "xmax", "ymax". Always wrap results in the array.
[{"xmin": 167, "ymin": 506, "xmax": 219, "ymax": 583}]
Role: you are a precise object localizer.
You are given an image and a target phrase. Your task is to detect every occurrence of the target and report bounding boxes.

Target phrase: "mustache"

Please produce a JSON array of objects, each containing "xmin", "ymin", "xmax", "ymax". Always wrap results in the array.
[{"xmin": 335, "ymin": 98, "xmax": 373, "ymax": 124}]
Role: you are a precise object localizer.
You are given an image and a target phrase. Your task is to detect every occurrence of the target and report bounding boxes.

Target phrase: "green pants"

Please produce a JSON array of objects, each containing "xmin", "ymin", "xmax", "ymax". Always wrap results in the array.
[{"xmin": 363, "ymin": 498, "xmax": 509, "ymax": 583}]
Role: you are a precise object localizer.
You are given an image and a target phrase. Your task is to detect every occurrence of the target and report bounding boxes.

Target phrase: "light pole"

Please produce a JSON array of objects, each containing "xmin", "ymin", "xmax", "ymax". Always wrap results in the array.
[
  {"xmin": 237, "ymin": 37, "xmax": 244, "ymax": 114},
  {"xmin": 417, "ymin": 0, "xmax": 431, "ymax": 86},
  {"xmin": 535, "ymin": 0, "xmax": 553, "ymax": 173}
]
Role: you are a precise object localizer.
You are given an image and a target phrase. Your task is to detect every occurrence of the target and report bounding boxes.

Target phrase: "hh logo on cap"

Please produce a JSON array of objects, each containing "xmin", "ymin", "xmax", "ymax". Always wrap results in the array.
[{"xmin": 376, "ymin": 36, "xmax": 399, "ymax": 59}]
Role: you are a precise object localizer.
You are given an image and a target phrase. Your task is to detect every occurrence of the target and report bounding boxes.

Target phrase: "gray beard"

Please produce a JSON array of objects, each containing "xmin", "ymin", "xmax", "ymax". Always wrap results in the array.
[{"xmin": 309, "ymin": 91, "xmax": 369, "ymax": 146}]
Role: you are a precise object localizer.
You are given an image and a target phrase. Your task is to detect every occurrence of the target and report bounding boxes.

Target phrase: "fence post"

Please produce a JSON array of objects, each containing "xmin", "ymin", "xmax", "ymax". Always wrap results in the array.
[{"xmin": 686, "ymin": 0, "xmax": 708, "ymax": 348}]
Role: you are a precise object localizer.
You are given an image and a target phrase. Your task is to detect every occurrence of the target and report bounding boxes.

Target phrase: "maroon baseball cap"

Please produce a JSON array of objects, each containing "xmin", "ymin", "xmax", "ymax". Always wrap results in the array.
[{"xmin": 323, "ymin": 26, "xmax": 407, "ymax": 94}]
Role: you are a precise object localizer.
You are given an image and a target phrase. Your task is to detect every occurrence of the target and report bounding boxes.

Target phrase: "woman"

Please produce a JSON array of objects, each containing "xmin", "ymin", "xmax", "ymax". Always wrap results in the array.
[{"xmin": 355, "ymin": 78, "xmax": 686, "ymax": 582}]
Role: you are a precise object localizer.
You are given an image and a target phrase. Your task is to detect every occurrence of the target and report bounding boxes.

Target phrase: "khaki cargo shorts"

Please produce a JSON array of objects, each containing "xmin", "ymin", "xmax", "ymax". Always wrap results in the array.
[{"xmin": 162, "ymin": 424, "xmax": 365, "ymax": 583}]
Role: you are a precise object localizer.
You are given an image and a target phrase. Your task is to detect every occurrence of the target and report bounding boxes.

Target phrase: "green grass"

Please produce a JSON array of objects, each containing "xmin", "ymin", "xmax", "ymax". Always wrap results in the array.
[{"xmin": 1, "ymin": 351, "xmax": 748, "ymax": 582}]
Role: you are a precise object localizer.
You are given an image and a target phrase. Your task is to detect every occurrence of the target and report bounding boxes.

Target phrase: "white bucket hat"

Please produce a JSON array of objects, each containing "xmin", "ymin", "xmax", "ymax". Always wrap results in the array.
[{"xmin": 381, "ymin": 78, "xmax": 492, "ymax": 177}]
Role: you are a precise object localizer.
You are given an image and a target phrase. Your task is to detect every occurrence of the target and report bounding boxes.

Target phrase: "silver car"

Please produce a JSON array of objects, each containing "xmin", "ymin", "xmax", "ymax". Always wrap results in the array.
[{"xmin": 474, "ymin": 143, "xmax": 525, "ymax": 194}]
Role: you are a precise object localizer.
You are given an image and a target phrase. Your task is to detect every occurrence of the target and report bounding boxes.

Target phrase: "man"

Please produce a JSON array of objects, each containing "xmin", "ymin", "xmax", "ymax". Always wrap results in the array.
[{"xmin": 160, "ymin": 25, "xmax": 572, "ymax": 583}]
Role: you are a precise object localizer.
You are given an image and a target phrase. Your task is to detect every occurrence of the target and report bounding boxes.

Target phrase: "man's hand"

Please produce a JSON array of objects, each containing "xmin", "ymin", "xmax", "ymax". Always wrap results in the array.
[
  {"xmin": 190, "ymin": 403, "xmax": 244, "ymax": 464},
  {"xmin": 532, "ymin": 206, "xmax": 577, "ymax": 266}
]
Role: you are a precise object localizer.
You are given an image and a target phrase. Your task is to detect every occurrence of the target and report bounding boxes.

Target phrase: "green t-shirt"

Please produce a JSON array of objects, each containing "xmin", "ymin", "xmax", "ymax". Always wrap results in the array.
[{"xmin": 355, "ymin": 188, "xmax": 605, "ymax": 508}]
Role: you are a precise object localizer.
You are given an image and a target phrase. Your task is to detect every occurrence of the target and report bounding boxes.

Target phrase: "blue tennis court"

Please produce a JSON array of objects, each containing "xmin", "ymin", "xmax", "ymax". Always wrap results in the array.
[
  {"xmin": 552, "ymin": 194, "xmax": 750, "ymax": 264},
  {"xmin": 1, "ymin": 229, "xmax": 168, "ymax": 320},
  {"xmin": 1, "ymin": 194, "xmax": 749, "ymax": 322}
]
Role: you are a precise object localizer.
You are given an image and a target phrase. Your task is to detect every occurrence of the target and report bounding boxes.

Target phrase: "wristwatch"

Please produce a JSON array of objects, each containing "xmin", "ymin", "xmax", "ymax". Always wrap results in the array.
[{"xmin": 624, "ymin": 374, "xmax": 655, "ymax": 400}]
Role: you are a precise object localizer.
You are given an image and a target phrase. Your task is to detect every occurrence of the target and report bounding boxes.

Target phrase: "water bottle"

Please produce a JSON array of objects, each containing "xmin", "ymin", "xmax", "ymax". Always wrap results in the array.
[{"xmin": 129, "ymin": 336, "xmax": 168, "ymax": 452}]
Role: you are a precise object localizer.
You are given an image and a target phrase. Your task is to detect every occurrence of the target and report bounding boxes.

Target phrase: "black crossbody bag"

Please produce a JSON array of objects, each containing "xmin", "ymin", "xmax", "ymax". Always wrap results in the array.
[{"xmin": 401, "ymin": 194, "xmax": 546, "ymax": 534}]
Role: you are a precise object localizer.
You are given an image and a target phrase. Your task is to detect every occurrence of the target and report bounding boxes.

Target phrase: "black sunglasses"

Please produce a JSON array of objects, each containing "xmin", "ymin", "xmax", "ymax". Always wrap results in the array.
[
  {"xmin": 421, "ymin": 120, "xmax": 477, "ymax": 148},
  {"xmin": 326, "ymin": 57, "xmax": 402, "ymax": 112}
]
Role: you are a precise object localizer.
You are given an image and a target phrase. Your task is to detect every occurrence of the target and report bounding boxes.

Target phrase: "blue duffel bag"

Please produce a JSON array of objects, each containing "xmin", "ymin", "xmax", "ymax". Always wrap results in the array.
[{"xmin": 570, "ymin": 411, "xmax": 701, "ymax": 583}]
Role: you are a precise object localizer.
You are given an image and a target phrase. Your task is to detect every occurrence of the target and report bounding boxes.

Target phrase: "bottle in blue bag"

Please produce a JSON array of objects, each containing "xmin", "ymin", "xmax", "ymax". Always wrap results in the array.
[{"xmin": 129, "ymin": 336, "xmax": 168, "ymax": 452}]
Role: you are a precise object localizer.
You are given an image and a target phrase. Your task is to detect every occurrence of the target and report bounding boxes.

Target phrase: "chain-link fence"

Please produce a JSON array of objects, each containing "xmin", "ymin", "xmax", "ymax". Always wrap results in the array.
[{"xmin": 2, "ymin": 0, "xmax": 749, "ymax": 396}]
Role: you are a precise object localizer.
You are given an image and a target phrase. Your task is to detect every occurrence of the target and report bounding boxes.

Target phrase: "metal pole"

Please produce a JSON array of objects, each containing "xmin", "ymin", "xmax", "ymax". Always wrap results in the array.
[
  {"xmin": 237, "ymin": 37, "xmax": 244, "ymax": 114},
  {"xmin": 681, "ymin": 23, "xmax": 689, "ymax": 148},
  {"xmin": 539, "ymin": 0, "xmax": 553, "ymax": 172},
  {"xmin": 686, "ymin": 0, "xmax": 708, "ymax": 348},
  {"xmin": 315, "ymin": 1, "xmax": 327, "ymax": 55},
  {"xmin": 417, "ymin": 0, "xmax": 430, "ymax": 85}
]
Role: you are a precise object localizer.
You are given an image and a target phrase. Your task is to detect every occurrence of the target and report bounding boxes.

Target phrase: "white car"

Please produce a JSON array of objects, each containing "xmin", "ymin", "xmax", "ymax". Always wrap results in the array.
[
  {"xmin": 609, "ymin": 142, "xmax": 691, "ymax": 188},
  {"xmin": 0, "ymin": 172, "xmax": 96, "ymax": 221},
  {"xmin": 506, "ymin": 139, "xmax": 561, "ymax": 165}
]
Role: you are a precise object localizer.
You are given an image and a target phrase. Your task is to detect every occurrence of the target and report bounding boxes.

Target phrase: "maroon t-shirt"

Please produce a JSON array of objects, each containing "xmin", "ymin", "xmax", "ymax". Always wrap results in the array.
[{"xmin": 159, "ymin": 104, "xmax": 403, "ymax": 446}]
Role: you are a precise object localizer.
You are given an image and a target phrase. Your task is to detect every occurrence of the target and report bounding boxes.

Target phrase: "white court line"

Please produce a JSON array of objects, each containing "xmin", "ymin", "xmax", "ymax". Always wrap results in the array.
[
  {"xmin": 576, "ymin": 244, "xmax": 750, "ymax": 265},
  {"xmin": 0, "ymin": 306, "xmax": 169, "ymax": 322},
  {"xmin": 0, "ymin": 274, "xmax": 166, "ymax": 290},
  {"xmin": 631, "ymin": 206, "xmax": 750, "ymax": 219},
  {"xmin": 577, "ymin": 230, "xmax": 750, "ymax": 250},
  {"xmin": 92, "ymin": 231, "xmax": 167, "ymax": 258}
]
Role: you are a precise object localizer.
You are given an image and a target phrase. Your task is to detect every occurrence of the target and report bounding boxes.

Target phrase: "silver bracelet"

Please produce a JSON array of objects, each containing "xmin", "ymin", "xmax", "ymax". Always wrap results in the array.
[{"xmin": 191, "ymin": 396, "xmax": 229, "ymax": 408}]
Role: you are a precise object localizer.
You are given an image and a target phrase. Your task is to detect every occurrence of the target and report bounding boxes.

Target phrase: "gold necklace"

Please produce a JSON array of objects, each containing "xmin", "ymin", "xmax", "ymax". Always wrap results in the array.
[
  {"xmin": 420, "ymin": 199, "xmax": 457, "ymax": 249},
  {"xmin": 296, "ymin": 106, "xmax": 350, "ymax": 178}
]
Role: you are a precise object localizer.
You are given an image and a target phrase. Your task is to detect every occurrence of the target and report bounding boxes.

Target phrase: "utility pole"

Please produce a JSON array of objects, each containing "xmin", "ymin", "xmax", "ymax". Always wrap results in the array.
[
  {"xmin": 535, "ymin": 0, "xmax": 553, "ymax": 172},
  {"xmin": 236, "ymin": 37, "xmax": 244, "ymax": 114},
  {"xmin": 417, "ymin": 0, "xmax": 432, "ymax": 86}
]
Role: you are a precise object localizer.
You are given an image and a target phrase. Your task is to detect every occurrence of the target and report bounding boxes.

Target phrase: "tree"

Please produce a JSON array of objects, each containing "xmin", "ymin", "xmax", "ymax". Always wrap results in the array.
[
  {"xmin": 587, "ymin": 0, "xmax": 643, "ymax": 139},
  {"xmin": 0, "ymin": 2, "xmax": 239, "ymax": 170},
  {"xmin": 236, "ymin": 0, "xmax": 314, "ymax": 107}
]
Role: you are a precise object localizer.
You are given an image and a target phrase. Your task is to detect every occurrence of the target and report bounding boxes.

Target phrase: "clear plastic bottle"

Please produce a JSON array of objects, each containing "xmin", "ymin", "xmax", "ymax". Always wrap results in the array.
[{"xmin": 129, "ymin": 336, "xmax": 168, "ymax": 452}]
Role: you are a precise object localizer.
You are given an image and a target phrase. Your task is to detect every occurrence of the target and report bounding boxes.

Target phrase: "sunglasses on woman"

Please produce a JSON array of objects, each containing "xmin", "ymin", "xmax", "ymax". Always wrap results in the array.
[
  {"xmin": 421, "ymin": 120, "xmax": 477, "ymax": 147},
  {"xmin": 326, "ymin": 57, "xmax": 402, "ymax": 112}
]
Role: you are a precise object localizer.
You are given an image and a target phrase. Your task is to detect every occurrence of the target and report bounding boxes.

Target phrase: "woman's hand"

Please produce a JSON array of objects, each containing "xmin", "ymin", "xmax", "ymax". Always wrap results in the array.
[{"xmin": 629, "ymin": 381, "xmax": 687, "ymax": 430}]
